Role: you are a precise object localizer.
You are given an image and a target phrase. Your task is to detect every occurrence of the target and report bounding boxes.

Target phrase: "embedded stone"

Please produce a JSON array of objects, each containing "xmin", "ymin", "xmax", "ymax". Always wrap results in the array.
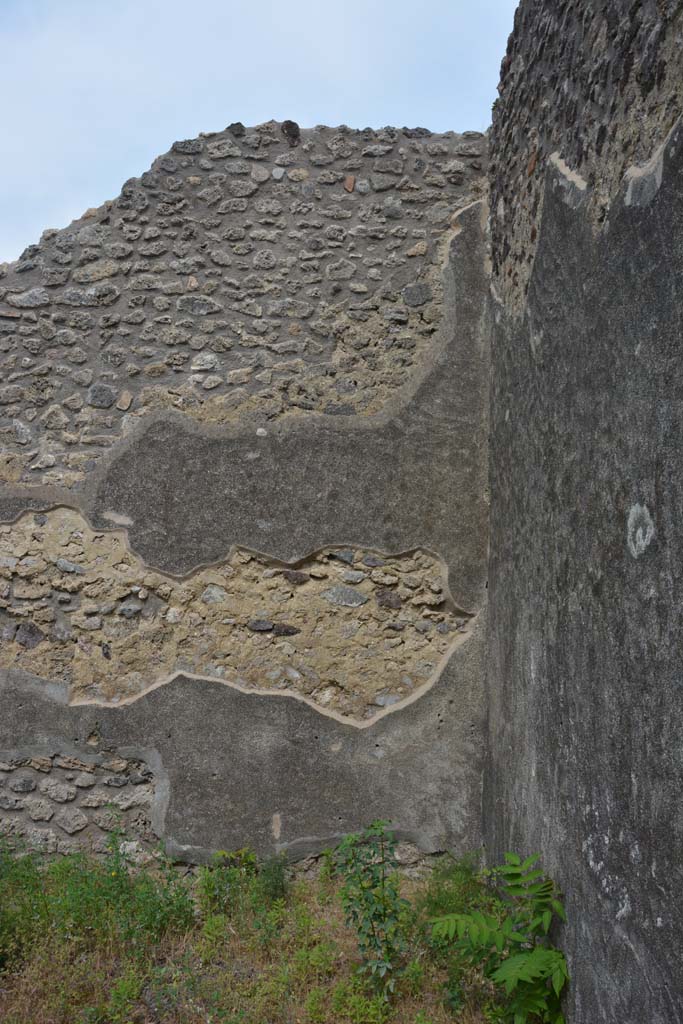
[
  {"xmin": 172, "ymin": 138, "xmax": 203, "ymax": 154},
  {"xmin": 330, "ymin": 550, "xmax": 355, "ymax": 565},
  {"xmin": 201, "ymin": 585, "xmax": 228, "ymax": 604},
  {"xmin": 9, "ymin": 775, "xmax": 36, "ymax": 793},
  {"xmin": 282, "ymin": 570, "xmax": 309, "ymax": 585},
  {"xmin": 371, "ymin": 173, "xmax": 397, "ymax": 191},
  {"xmin": 72, "ymin": 259, "xmax": 119, "ymax": 284},
  {"xmin": 87, "ymin": 383, "xmax": 117, "ymax": 408},
  {"xmin": 0, "ymin": 793, "xmax": 24, "ymax": 810},
  {"xmin": 342, "ymin": 570, "xmax": 367, "ymax": 584},
  {"xmin": 58, "ymin": 283, "xmax": 120, "ymax": 306},
  {"xmin": 177, "ymin": 295, "xmax": 223, "ymax": 315},
  {"xmin": 376, "ymin": 589, "xmax": 402, "ymax": 609},
  {"xmin": 273, "ymin": 623, "xmax": 301, "ymax": 636},
  {"xmin": 56, "ymin": 558, "xmax": 85, "ymax": 574},
  {"xmin": 0, "ymin": 386, "xmax": 25, "ymax": 405},
  {"xmin": 118, "ymin": 599, "xmax": 143, "ymax": 618},
  {"xmin": 6, "ymin": 287, "xmax": 51, "ymax": 308},
  {"xmin": 402, "ymin": 282, "xmax": 432, "ymax": 307},
  {"xmin": 55, "ymin": 808, "xmax": 89, "ymax": 834},
  {"xmin": 327, "ymin": 259, "xmax": 356, "ymax": 280},
  {"xmin": 39, "ymin": 778, "xmax": 77, "ymax": 803},
  {"xmin": 207, "ymin": 138, "xmax": 241, "ymax": 158},
  {"xmin": 15, "ymin": 621, "xmax": 45, "ymax": 648},
  {"xmin": 191, "ymin": 352, "xmax": 219, "ymax": 371},
  {"xmin": 74, "ymin": 773, "xmax": 97, "ymax": 789},
  {"xmin": 321, "ymin": 586, "xmax": 369, "ymax": 608},
  {"xmin": 26, "ymin": 798, "xmax": 54, "ymax": 822}
]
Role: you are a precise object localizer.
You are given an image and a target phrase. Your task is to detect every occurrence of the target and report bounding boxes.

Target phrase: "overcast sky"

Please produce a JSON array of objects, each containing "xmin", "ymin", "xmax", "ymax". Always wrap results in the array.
[{"xmin": 0, "ymin": 0, "xmax": 518, "ymax": 264}]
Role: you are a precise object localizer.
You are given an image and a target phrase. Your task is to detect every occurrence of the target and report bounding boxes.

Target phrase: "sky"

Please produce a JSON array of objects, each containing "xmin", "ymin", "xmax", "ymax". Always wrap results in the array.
[{"xmin": 0, "ymin": 0, "xmax": 518, "ymax": 264}]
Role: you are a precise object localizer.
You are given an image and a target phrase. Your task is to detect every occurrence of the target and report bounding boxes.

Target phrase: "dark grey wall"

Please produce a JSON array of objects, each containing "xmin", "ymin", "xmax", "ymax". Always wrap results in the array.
[{"xmin": 487, "ymin": 3, "xmax": 683, "ymax": 1021}]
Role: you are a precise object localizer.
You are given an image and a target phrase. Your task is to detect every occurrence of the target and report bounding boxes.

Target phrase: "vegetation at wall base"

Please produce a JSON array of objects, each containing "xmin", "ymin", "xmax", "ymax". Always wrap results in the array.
[
  {"xmin": 431, "ymin": 853, "xmax": 569, "ymax": 1024},
  {"xmin": 0, "ymin": 830, "xmax": 567, "ymax": 1024}
]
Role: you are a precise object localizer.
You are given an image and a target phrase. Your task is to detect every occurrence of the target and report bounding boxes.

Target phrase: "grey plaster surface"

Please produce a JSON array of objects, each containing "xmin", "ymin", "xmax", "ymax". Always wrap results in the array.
[
  {"xmin": 0, "ymin": 607, "xmax": 486, "ymax": 862},
  {"xmin": 0, "ymin": 199, "xmax": 490, "ymax": 859},
  {"xmin": 485, "ymin": 121, "xmax": 683, "ymax": 1023}
]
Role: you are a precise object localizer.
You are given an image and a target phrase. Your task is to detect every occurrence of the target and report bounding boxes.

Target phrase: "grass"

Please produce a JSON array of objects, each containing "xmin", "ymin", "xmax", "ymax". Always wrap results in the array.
[{"xmin": 0, "ymin": 838, "xmax": 501, "ymax": 1024}]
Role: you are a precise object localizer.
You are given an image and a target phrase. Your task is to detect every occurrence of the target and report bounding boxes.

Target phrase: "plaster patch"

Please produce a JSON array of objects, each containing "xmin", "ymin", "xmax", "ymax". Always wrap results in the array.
[
  {"xmin": 626, "ymin": 503, "xmax": 655, "ymax": 559},
  {"xmin": 623, "ymin": 133, "xmax": 668, "ymax": 207},
  {"xmin": 549, "ymin": 152, "xmax": 588, "ymax": 207}
]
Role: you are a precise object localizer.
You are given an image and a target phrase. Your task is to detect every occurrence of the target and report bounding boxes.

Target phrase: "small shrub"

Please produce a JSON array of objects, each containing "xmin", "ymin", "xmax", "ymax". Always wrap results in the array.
[
  {"xmin": 418, "ymin": 852, "xmax": 489, "ymax": 924},
  {"xmin": 432, "ymin": 852, "xmax": 569, "ymax": 1024},
  {"xmin": 336, "ymin": 820, "xmax": 410, "ymax": 996}
]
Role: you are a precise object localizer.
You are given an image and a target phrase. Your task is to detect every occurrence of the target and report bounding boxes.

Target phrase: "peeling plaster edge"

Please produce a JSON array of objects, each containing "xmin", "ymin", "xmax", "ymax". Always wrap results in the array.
[
  {"xmin": 548, "ymin": 152, "xmax": 588, "ymax": 193},
  {"xmin": 67, "ymin": 613, "xmax": 481, "ymax": 729},
  {"xmin": 621, "ymin": 114, "xmax": 681, "ymax": 209},
  {"xmin": 0, "ymin": 501, "xmax": 473, "ymax": 617},
  {"xmin": 493, "ymin": 115, "xmax": 683, "ymax": 321}
]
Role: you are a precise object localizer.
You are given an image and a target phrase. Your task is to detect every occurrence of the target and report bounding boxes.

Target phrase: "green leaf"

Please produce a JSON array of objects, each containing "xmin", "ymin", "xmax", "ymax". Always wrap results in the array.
[
  {"xmin": 551, "ymin": 899, "xmax": 567, "ymax": 921},
  {"xmin": 520, "ymin": 869, "xmax": 545, "ymax": 884}
]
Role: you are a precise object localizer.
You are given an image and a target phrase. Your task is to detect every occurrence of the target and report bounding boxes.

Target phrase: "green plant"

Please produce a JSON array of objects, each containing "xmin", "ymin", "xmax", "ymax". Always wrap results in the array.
[
  {"xmin": 0, "ymin": 837, "xmax": 193, "ymax": 972},
  {"xmin": 418, "ymin": 852, "xmax": 488, "ymax": 923},
  {"xmin": 317, "ymin": 846, "xmax": 336, "ymax": 905},
  {"xmin": 293, "ymin": 940, "xmax": 338, "ymax": 981},
  {"xmin": 197, "ymin": 847, "xmax": 258, "ymax": 916},
  {"xmin": 432, "ymin": 852, "xmax": 569, "ymax": 1024},
  {"xmin": 330, "ymin": 979, "xmax": 389, "ymax": 1024},
  {"xmin": 402, "ymin": 957, "xmax": 426, "ymax": 995},
  {"xmin": 252, "ymin": 897, "xmax": 286, "ymax": 949},
  {"xmin": 335, "ymin": 821, "xmax": 410, "ymax": 996},
  {"xmin": 256, "ymin": 853, "xmax": 288, "ymax": 904},
  {"xmin": 305, "ymin": 985, "xmax": 328, "ymax": 1023}
]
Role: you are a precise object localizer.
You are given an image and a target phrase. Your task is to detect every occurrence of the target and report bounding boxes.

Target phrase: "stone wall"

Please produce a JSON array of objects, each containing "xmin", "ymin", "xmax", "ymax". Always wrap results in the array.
[
  {"xmin": 490, "ymin": 0, "xmax": 683, "ymax": 312},
  {"xmin": 0, "ymin": 124, "xmax": 490, "ymax": 863},
  {"xmin": 0, "ymin": 122, "xmax": 485, "ymax": 489},
  {"xmin": 486, "ymin": 3, "xmax": 683, "ymax": 1022},
  {"xmin": 0, "ymin": 746, "xmax": 161, "ymax": 861}
]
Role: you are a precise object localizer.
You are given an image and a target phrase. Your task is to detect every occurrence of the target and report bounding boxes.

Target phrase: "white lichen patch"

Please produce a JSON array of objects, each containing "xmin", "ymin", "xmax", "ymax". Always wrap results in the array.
[
  {"xmin": 627, "ymin": 503, "xmax": 655, "ymax": 559},
  {"xmin": 0, "ymin": 508, "xmax": 470, "ymax": 720}
]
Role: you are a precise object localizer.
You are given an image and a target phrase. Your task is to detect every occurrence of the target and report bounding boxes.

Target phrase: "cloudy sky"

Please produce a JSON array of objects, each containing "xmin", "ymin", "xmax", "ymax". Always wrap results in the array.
[{"xmin": 0, "ymin": 0, "xmax": 518, "ymax": 264}]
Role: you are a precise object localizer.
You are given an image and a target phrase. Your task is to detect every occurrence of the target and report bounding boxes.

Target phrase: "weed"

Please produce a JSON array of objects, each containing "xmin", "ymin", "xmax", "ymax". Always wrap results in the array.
[
  {"xmin": 336, "ymin": 820, "xmax": 410, "ymax": 996},
  {"xmin": 0, "ymin": 836, "xmax": 567, "ymax": 1024},
  {"xmin": 432, "ymin": 852, "xmax": 569, "ymax": 1024}
]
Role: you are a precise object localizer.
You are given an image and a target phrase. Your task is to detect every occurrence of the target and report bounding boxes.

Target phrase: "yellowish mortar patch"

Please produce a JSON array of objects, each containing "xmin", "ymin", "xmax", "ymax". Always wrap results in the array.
[{"xmin": 0, "ymin": 508, "xmax": 470, "ymax": 720}]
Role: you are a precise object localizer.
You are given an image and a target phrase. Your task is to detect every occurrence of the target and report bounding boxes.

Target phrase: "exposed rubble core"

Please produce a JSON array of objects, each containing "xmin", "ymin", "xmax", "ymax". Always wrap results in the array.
[
  {"xmin": 0, "ymin": 122, "xmax": 485, "ymax": 488},
  {"xmin": 0, "ymin": 748, "xmax": 159, "ymax": 858},
  {"xmin": 0, "ymin": 507, "xmax": 469, "ymax": 718}
]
